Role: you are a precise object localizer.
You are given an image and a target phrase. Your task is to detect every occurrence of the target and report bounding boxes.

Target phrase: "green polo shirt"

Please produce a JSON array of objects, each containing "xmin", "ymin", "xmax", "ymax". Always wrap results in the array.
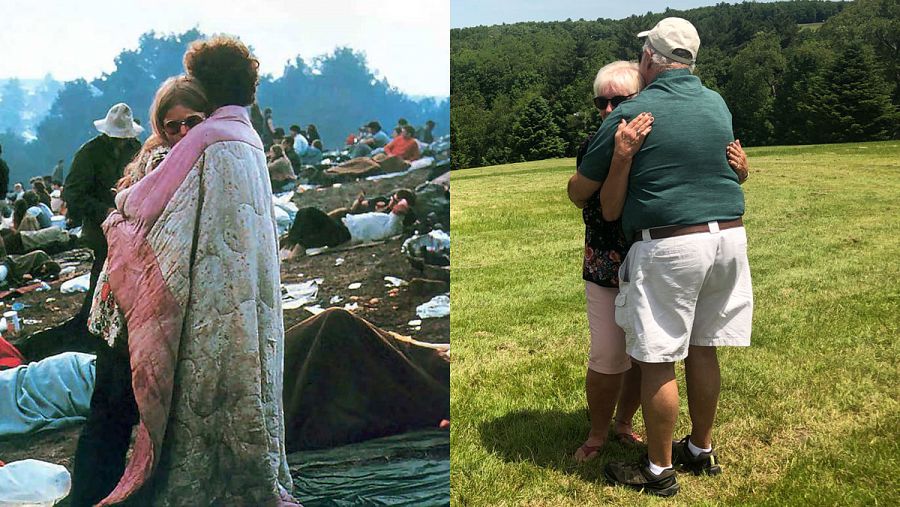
[{"xmin": 578, "ymin": 69, "xmax": 744, "ymax": 239}]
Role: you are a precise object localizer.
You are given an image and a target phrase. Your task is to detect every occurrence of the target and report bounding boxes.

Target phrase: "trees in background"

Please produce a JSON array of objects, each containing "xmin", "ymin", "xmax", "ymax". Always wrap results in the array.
[
  {"xmin": 258, "ymin": 48, "xmax": 448, "ymax": 152},
  {"xmin": 0, "ymin": 80, "xmax": 27, "ymax": 133},
  {"xmin": 451, "ymin": 0, "xmax": 899, "ymax": 169},
  {"xmin": 1, "ymin": 31, "xmax": 449, "ymax": 183}
]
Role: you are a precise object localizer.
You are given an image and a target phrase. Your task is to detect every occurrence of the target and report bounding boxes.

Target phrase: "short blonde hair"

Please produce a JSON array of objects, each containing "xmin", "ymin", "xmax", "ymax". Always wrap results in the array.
[{"xmin": 592, "ymin": 61, "xmax": 643, "ymax": 98}]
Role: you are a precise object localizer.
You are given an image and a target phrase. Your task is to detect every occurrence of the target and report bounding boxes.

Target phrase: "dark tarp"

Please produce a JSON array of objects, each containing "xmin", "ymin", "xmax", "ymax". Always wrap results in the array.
[
  {"xmin": 14, "ymin": 316, "xmax": 103, "ymax": 363},
  {"xmin": 289, "ymin": 429, "xmax": 449, "ymax": 507},
  {"xmin": 283, "ymin": 308, "xmax": 449, "ymax": 452}
]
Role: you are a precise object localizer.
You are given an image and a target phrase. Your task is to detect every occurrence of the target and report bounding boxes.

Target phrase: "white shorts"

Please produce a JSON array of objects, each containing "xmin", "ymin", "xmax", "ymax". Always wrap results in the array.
[
  {"xmin": 585, "ymin": 282, "xmax": 631, "ymax": 374},
  {"xmin": 615, "ymin": 226, "xmax": 753, "ymax": 363}
]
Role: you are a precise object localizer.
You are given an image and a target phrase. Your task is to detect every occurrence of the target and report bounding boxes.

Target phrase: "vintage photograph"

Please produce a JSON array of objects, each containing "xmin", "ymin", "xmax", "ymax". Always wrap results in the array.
[{"xmin": 0, "ymin": 1, "xmax": 450, "ymax": 505}]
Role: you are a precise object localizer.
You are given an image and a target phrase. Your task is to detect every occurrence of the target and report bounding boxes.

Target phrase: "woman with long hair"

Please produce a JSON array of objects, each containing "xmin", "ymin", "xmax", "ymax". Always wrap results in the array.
[
  {"xmin": 70, "ymin": 75, "xmax": 211, "ymax": 507},
  {"xmin": 97, "ymin": 36, "xmax": 298, "ymax": 506}
]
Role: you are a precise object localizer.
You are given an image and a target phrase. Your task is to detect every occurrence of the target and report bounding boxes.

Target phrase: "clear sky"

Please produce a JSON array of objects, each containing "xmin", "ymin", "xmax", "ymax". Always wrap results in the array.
[
  {"xmin": 2, "ymin": 0, "xmax": 450, "ymax": 97},
  {"xmin": 451, "ymin": 0, "xmax": 779, "ymax": 28}
]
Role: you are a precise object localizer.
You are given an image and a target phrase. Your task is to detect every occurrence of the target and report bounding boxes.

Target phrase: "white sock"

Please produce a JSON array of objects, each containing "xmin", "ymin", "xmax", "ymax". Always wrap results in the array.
[
  {"xmin": 647, "ymin": 461, "xmax": 672, "ymax": 476},
  {"xmin": 688, "ymin": 439, "xmax": 712, "ymax": 457}
]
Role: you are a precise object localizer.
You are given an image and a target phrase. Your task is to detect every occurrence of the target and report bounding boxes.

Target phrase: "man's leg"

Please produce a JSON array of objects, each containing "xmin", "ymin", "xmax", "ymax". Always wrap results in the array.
[
  {"xmin": 684, "ymin": 345, "xmax": 720, "ymax": 448},
  {"xmin": 638, "ymin": 360, "xmax": 678, "ymax": 468},
  {"xmin": 70, "ymin": 342, "xmax": 138, "ymax": 506}
]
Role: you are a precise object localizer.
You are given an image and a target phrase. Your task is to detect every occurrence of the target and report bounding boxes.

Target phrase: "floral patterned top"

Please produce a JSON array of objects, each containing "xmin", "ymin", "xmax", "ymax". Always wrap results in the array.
[
  {"xmin": 88, "ymin": 145, "xmax": 169, "ymax": 346},
  {"xmin": 582, "ymin": 191, "xmax": 628, "ymax": 288},
  {"xmin": 577, "ymin": 131, "xmax": 627, "ymax": 288}
]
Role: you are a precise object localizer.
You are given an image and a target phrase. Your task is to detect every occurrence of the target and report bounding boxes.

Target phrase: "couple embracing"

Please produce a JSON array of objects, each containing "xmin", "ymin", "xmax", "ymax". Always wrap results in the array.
[
  {"xmin": 71, "ymin": 36, "xmax": 299, "ymax": 506},
  {"xmin": 567, "ymin": 18, "xmax": 753, "ymax": 497}
]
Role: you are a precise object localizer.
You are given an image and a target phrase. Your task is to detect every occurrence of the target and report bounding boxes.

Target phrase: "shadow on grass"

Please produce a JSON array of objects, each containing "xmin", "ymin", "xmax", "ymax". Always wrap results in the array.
[{"xmin": 478, "ymin": 409, "xmax": 643, "ymax": 482}]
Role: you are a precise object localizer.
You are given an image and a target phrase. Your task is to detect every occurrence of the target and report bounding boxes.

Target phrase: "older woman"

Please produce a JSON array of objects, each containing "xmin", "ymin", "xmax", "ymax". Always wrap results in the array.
[
  {"xmin": 567, "ymin": 61, "xmax": 648, "ymax": 462},
  {"xmin": 95, "ymin": 37, "xmax": 297, "ymax": 506},
  {"xmin": 567, "ymin": 61, "xmax": 748, "ymax": 462}
]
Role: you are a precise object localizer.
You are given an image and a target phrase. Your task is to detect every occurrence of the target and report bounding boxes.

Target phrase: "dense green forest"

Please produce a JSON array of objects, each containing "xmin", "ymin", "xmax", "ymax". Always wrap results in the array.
[
  {"xmin": 450, "ymin": 0, "xmax": 898, "ymax": 169},
  {"xmin": 0, "ymin": 30, "xmax": 449, "ymax": 183}
]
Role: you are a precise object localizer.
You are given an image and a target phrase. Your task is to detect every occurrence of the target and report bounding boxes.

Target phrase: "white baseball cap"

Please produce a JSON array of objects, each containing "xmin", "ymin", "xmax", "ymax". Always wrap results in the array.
[
  {"xmin": 93, "ymin": 103, "xmax": 144, "ymax": 138},
  {"xmin": 637, "ymin": 17, "xmax": 700, "ymax": 65}
]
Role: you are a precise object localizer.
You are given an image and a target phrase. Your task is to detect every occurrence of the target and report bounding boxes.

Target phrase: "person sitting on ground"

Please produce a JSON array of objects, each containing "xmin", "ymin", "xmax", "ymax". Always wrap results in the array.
[
  {"xmin": 306, "ymin": 124, "xmax": 320, "ymax": 145},
  {"xmin": 268, "ymin": 144, "xmax": 297, "ymax": 193},
  {"xmin": 23, "ymin": 190, "xmax": 53, "ymax": 229},
  {"xmin": 0, "ymin": 227, "xmax": 74, "ymax": 256},
  {"xmin": 12, "ymin": 199, "xmax": 35, "ymax": 231},
  {"xmin": 300, "ymin": 139, "xmax": 323, "ymax": 166},
  {"xmin": 284, "ymin": 192, "xmax": 413, "ymax": 258},
  {"xmin": 417, "ymin": 120, "xmax": 436, "ymax": 144},
  {"xmin": 348, "ymin": 121, "xmax": 390, "ymax": 158},
  {"xmin": 0, "ymin": 234, "xmax": 61, "ymax": 285},
  {"xmin": 382, "ymin": 125, "xmax": 422, "ymax": 162},
  {"xmin": 11, "ymin": 183, "xmax": 24, "ymax": 202},
  {"xmin": 290, "ymin": 124, "xmax": 309, "ymax": 156},
  {"xmin": 281, "ymin": 136, "xmax": 303, "ymax": 172},
  {"xmin": 32, "ymin": 180, "xmax": 53, "ymax": 209},
  {"xmin": 396, "ymin": 118, "xmax": 409, "ymax": 129}
]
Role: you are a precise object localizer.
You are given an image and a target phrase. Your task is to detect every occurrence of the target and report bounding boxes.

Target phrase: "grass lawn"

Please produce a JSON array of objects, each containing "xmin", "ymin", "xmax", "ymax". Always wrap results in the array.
[{"xmin": 450, "ymin": 141, "xmax": 900, "ymax": 505}]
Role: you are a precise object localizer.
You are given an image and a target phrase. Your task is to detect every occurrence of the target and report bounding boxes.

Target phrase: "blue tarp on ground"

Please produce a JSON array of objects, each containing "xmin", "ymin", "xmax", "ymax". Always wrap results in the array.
[
  {"xmin": 289, "ymin": 430, "xmax": 450, "ymax": 506},
  {"xmin": 0, "ymin": 352, "xmax": 95, "ymax": 438}
]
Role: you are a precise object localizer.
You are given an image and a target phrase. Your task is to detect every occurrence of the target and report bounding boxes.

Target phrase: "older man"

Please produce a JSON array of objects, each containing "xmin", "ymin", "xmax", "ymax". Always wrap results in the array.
[{"xmin": 578, "ymin": 18, "xmax": 752, "ymax": 496}]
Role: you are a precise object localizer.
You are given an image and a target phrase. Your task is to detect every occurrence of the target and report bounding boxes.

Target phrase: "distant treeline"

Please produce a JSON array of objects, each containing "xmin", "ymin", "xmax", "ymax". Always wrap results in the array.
[
  {"xmin": 450, "ymin": 0, "xmax": 899, "ymax": 169},
  {"xmin": 0, "ymin": 29, "xmax": 449, "ymax": 183}
]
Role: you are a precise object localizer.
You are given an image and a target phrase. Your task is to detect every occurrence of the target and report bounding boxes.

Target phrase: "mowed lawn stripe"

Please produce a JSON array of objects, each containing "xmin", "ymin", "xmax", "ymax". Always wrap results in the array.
[{"xmin": 450, "ymin": 141, "xmax": 900, "ymax": 505}]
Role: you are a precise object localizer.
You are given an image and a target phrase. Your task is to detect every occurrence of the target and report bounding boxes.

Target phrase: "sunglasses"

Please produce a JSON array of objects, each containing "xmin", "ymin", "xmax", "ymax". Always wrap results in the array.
[
  {"xmin": 163, "ymin": 115, "xmax": 205, "ymax": 135},
  {"xmin": 593, "ymin": 95, "xmax": 633, "ymax": 111}
]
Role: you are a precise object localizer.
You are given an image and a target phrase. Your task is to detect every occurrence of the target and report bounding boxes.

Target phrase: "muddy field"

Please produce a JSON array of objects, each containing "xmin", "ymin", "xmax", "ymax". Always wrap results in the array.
[{"xmin": 0, "ymin": 168, "xmax": 449, "ymax": 501}]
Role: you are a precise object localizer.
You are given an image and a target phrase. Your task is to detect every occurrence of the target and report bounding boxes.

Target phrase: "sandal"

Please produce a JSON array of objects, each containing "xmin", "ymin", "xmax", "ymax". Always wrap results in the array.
[
  {"xmin": 573, "ymin": 442, "xmax": 604, "ymax": 462},
  {"xmin": 613, "ymin": 419, "xmax": 643, "ymax": 446}
]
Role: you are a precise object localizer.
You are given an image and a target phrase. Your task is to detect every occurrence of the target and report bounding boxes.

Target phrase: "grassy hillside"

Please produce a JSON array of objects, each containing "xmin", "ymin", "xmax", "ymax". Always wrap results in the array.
[{"xmin": 450, "ymin": 141, "xmax": 900, "ymax": 505}]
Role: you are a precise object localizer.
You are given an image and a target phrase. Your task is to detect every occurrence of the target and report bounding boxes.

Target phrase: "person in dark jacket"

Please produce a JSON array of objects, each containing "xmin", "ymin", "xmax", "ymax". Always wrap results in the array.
[{"xmin": 63, "ymin": 103, "xmax": 142, "ymax": 320}]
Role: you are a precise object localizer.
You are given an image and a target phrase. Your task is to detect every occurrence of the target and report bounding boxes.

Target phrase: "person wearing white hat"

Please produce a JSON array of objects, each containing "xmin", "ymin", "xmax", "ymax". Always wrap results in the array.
[
  {"xmin": 578, "ymin": 17, "xmax": 752, "ymax": 496},
  {"xmin": 62, "ymin": 103, "xmax": 142, "ymax": 323}
]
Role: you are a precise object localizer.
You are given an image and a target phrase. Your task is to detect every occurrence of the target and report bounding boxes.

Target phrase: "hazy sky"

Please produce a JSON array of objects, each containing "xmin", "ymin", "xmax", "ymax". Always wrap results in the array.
[
  {"xmin": 1, "ymin": 0, "xmax": 450, "ymax": 97},
  {"xmin": 451, "ymin": 0, "xmax": 779, "ymax": 28}
]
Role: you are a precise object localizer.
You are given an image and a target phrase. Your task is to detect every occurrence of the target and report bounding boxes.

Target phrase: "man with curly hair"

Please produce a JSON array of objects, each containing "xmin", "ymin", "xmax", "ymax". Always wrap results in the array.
[{"xmin": 96, "ymin": 35, "xmax": 299, "ymax": 506}]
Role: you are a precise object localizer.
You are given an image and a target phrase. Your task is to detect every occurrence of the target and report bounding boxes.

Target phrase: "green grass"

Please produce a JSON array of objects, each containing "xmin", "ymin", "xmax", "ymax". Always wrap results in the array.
[{"xmin": 450, "ymin": 141, "xmax": 900, "ymax": 506}]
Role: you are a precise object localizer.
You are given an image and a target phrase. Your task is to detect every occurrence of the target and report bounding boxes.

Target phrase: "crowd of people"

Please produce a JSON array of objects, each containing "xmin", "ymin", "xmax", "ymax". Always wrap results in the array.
[{"xmin": 248, "ymin": 105, "xmax": 441, "ymax": 191}]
